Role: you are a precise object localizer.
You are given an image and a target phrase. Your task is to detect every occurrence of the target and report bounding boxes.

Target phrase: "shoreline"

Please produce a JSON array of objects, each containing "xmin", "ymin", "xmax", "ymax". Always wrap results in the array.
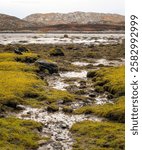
[{"xmin": 0, "ymin": 30, "xmax": 125, "ymax": 34}]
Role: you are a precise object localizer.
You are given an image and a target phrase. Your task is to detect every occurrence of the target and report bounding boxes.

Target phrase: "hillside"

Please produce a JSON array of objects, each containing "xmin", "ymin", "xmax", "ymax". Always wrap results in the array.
[
  {"xmin": 0, "ymin": 13, "xmax": 34, "ymax": 30},
  {"xmin": 24, "ymin": 12, "xmax": 124, "ymax": 26},
  {"xmin": 0, "ymin": 12, "xmax": 125, "ymax": 31}
]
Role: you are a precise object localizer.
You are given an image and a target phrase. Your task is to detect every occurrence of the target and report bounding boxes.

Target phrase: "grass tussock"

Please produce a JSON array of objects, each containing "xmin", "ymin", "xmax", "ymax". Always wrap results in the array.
[
  {"xmin": 75, "ymin": 96, "xmax": 125, "ymax": 123},
  {"xmin": 0, "ymin": 117, "xmax": 46, "ymax": 150},
  {"xmin": 71, "ymin": 120, "xmax": 124, "ymax": 150},
  {"xmin": 46, "ymin": 89, "xmax": 76, "ymax": 103}
]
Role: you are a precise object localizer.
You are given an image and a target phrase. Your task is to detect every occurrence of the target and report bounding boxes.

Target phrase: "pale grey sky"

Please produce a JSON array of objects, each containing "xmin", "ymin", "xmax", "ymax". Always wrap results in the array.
[{"xmin": 0, "ymin": 0, "xmax": 124, "ymax": 18}]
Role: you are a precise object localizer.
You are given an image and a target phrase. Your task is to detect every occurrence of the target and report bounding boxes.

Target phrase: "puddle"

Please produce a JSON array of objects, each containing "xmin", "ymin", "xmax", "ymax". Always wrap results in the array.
[
  {"xmin": 47, "ymin": 77, "xmax": 69, "ymax": 91},
  {"xmin": 72, "ymin": 59, "xmax": 125, "ymax": 67},
  {"xmin": 94, "ymin": 59, "xmax": 124, "ymax": 66},
  {"xmin": 72, "ymin": 62, "xmax": 91, "ymax": 66},
  {"xmin": 60, "ymin": 71, "xmax": 87, "ymax": 78}
]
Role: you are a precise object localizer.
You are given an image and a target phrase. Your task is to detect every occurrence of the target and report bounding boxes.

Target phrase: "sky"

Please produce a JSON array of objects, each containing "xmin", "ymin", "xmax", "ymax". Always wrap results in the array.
[{"xmin": 0, "ymin": 0, "xmax": 124, "ymax": 18}]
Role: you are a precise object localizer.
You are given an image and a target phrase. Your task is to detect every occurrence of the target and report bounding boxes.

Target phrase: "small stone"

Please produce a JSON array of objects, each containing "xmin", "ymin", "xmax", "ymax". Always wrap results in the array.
[
  {"xmin": 16, "ymin": 105, "xmax": 26, "ymax": 110},
  {"xmin": 59, "ymin": 122, "xmax": 69, "ymax": 129},
  {"xmin": 64, "ymin": 34, "xmax": 69, "ymax": 38},
  {"xmin": 38, "ymin": 140, "xmax": 48, "ymax": 146},
  {"xmin": 89, "ymin": 93, "xmax": 96, "ymax": 98}
]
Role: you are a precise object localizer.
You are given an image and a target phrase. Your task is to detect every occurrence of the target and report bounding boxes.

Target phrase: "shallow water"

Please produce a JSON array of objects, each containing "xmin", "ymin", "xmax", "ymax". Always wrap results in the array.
[
  {"xmin": 60, "ymin": 71, "xmax": 87, "ymax": 78},
  {"xmin": 0, "ymin": 33, "xmax": 124, "ymax": 45},
  {"xmin": 16, "ymin": 106, "xmax": 102, "ymax": 150},
  {"xmin": 72, "ymin": 59, "xmax": 125, "ymax": 67}
]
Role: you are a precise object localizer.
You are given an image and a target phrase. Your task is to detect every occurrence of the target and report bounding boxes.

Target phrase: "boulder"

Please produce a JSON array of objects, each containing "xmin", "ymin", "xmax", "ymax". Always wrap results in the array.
[
  {"xmin": 49, "ymin": 48, "xmax": 64, "ymax": 56},
  {"xmin": 35, "ymin": 60, "xmax": 58, "ymax": 74},
  {"xmin": 14, "ymin": 47, "xmax": 29, "ymax": 54},
  {"xmin": 64, "ymin": 34, "xmax": 69, "ymax": 38}
]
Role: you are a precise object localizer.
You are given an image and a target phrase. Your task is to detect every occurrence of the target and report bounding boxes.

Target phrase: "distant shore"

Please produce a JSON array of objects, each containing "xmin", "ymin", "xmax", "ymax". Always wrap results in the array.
[{"xmin": 0, "ymin": 30, "xmax": 125, "ymax": 34}]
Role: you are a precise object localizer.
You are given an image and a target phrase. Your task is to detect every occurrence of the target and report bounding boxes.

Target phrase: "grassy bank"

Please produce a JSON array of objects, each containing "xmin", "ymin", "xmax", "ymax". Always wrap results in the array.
[
  {"xmin": 0, "ymin": 52, "xmax": 49, "ymax": 110},
  {"xmin": 72, "ymin": 66, "xmax": 125, "ymax": 149},
  {"xmin": 0, "ymin": 117, "xmax": 46, "ymax": 150},
  {"xmin": 71, "ymin": 121, "xmax": 124, "ymax": 150}
]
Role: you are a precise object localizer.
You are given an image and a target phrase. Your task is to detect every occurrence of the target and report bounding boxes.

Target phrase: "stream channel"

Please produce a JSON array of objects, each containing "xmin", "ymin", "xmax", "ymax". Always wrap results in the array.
[{"xmin": 15, "ymin": 58, "xmax": 124, "ymax": 150}]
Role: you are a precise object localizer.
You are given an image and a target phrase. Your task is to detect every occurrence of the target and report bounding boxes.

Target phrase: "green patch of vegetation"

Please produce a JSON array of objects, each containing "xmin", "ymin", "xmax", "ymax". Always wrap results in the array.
[
  {"xmin": 46, "ymin": 89, "xmax": 76, "ymax": 103},
  {"xmin": 62, "ymin": 106, "xmax": 73, "ymax": 113},
  {"xmin": 0, "ymin": 61, "xmax": 36, "ymax": 72},
  {"xmin": 47, "ymin": 103, "xmax": 59, "ymax": 112},
  {"xmin": 75, "ymin": 96, "xmax": 125, "ymax": 123},
  {"xmin": 49, "ymin": 48, "xmax": 64, "ymax": 56},
  {"xmin": 71, "ymin": 121, "xmax": 124, "ymax": 150},
  {"xmin": 0, "ymin": 53, "xmax": 47, "ymax": 111},
  {"xmin": 0, "ymin": 53, "xmax": 38, "ymax": 63},
  {"xmin": 88, "ymin": 66, "xmax": 125, "ymax": 96},
  {"xmin": 0, "ymin": 117, "xmax": 47, "ymax": 150}
]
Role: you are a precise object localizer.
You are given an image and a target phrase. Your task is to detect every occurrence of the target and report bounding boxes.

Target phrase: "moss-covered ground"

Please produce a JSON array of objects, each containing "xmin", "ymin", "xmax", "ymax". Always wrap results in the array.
[
  {"xmin": 70, "ymin": 121, "xmax": 125, "ymax": 150},
  {"xmin": 72, "ymin": 66, "xmax": 125, "ymax": 149},
  {"xmin": 0, "ymin": 117, "xmax": 47, "ymax": 150},
  {"xmin": 0, "ymin": 43, "xmax": 125, "ymax": 150}
]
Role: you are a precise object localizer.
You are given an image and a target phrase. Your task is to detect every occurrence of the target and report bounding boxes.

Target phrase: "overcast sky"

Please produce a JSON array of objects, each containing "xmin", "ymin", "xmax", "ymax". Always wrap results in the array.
[{"xmin": 0, "ymin": 0, "xmax": 124, "ymax": 18}]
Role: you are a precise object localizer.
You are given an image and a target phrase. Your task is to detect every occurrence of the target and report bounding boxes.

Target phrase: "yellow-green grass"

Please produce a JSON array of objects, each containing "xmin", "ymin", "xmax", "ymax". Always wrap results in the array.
[
  {"xmin": 0, "ymin": 117, "xmax": 47, "ymax": 150},
  {"xmin": 0, "ymin": 61, "xmax": 37, "ymax": 72},
  {"xmin": 0, "ymin": 53, "xmax": 47, "ymax": 110},
  {"xmin": 46, "ymin": 89, "xmax": 76, "ymax": 103},
  {"xmin": 70, "ymin": 121, "xmax": 124, "ymax": 150},
  {"xmin": 0, "ymin": 52, "xmax": 38, "ymax": 62},
  {"xmin": 75, "ymin": 96, "xmax": 125, "ymax": 123},
  {"xmin": 88, "ymin": 66, "xmax": 125, "ymax": 96}
]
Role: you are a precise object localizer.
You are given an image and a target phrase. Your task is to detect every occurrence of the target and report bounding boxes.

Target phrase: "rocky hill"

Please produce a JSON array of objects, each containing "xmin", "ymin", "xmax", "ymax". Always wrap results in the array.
[
  {"xmin": 24, "ymin": 12, "xmax": 124, "ymax": 26},
  {"xmin": 0, "ymin": 13, "xmax": 35, "ymax": 30},
  {"xmin": 0, "ymin": 12, "xmax": 124, "ymax": 31}
]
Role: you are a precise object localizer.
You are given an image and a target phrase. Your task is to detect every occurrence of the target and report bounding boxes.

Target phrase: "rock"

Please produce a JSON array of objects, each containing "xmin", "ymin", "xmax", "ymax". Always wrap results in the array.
[
  {"xmin": 89, "ymin": 93, "xmax": 96, "ymax": 97},
  {"xmin": 88, "ymin": 44, "xmax": 94, "ymax": 48},
  {"xmin": 38, "ymin": 140, "xmax": 48, "ymax": 146},
  {"xmin": 57, "ymin": 100, "xmax": 64, "ymax": 104},
  {"xmin": 14, "ymin": 46, "xmax": 29, "ymax": 54},
  {"xmin": 16, "ymin": 105, "xmax": 26, "ymax": 110},
  {"xmin": 64, "ymin": 34, "xmax": 69, "ymax": 38},
  {"xmin": 14, "ymin": 49, "xmax": 23, "ymax": 55},
  {"xmin": 51, "ymin": 142, "xmax": 63, "ymax": 149},
  {"xmin": 35, "ymin": 59, "xmax": 58, "ymax": 74},
  {"xmin": 0, "ymin": 114, "xmax": 6, "ymax": 118},
  {"xmin": 79, "ymin": 80, "xmax": 86, "ymax": 89},
  {"xmin": 49, "ymin": 48, "xmax": 64, "ymax": 56},
  {"xmin": 59, "ymin": 122, "xmax": 69, "ymax": 129},
  {"xmin": 87, "ymin": 70, "xmax": 97, "ymax": 78},
  {"xmin": 4, "ymin": 100, "xmax": 18, "ymax": 108},
  {"xmin": 27, "ymin": 111, "xmax": 33, "ymax": 115},
  {"xmin": 97, "ymin": 64, "xmax": 105, "ymax": 67}
]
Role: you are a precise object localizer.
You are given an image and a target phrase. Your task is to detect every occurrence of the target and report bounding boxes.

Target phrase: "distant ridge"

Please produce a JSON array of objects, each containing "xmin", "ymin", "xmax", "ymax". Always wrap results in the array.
[
  {"xmin": 0, "ymin": 12, "xmax": 125, "ymax": 31},
  {"xmin": 24, "ymin": 12, "xmax": 124, "ymax": 26},
  {"xmin": 0, "ymin": 13, "xmax": 35, "ymax": 30}
]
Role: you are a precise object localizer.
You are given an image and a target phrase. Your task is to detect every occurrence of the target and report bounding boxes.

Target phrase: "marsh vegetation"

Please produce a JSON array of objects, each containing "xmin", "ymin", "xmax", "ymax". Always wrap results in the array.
[{"xmin": 0, "ymin": 34, "xmax": 125, "ymax": 150}]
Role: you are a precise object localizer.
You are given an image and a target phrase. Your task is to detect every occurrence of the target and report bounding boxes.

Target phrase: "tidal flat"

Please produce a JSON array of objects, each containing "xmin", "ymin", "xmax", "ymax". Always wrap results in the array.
[{"xmin": 0, "ymin": 33, "xmax": 125, "ymax": 150}]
